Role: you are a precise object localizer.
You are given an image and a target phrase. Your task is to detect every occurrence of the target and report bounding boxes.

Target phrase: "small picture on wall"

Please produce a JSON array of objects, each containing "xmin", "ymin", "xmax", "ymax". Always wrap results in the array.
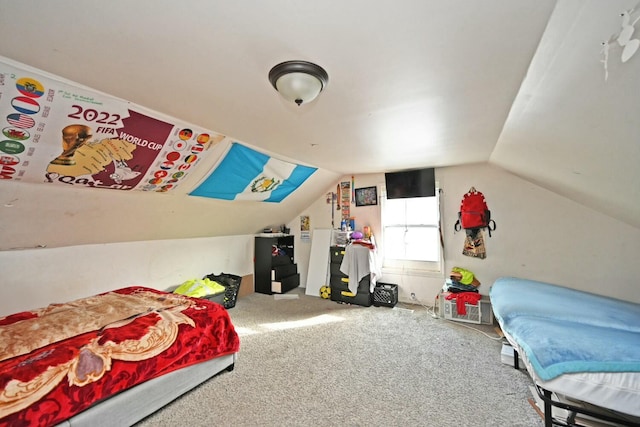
[{"xmin": 355, "ymin": 186, "xmax": 378, "ymax": 207}]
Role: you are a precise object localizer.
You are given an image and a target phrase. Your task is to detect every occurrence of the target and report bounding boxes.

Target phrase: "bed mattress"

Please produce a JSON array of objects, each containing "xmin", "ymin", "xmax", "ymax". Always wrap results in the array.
[
  {"xmin": 0, "ymin": 286, "xmax": 240, "ymax": 426},
  {"xmin": 501, "ymin": 327, "xmax": 640, "ymax": 418},
  {"xmin": 491, "ymin": 277, "xmax": 640, "ymax": 418}
]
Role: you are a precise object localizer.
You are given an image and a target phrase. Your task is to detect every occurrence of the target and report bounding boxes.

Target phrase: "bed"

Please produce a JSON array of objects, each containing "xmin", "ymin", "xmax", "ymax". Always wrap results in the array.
[
  {"xmin": 490, "ymin": 277, "xmax": 640, "ymax": 427},
  {"xmin": 0, "ymin": 286, "xmax": 240, "ymax": 427}
]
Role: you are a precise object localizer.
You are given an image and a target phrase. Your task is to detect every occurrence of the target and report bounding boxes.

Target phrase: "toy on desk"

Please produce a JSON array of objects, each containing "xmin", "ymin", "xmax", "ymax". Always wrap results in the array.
[{"xmin": 351, "ymin": 231, "xmax": 363, "ymax": 240}]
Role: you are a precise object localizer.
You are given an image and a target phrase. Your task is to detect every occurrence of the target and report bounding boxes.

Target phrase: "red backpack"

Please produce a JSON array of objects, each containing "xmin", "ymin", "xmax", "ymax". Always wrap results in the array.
[{"xmin": 454, "ymin": 187, "xmax": 496, "ymax": 236}]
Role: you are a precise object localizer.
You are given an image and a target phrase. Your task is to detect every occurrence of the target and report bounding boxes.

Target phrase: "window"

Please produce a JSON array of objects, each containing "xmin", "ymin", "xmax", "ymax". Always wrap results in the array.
[{"xmin": 381, "ymin": 188, "xmax": 442, "ymax": 274}]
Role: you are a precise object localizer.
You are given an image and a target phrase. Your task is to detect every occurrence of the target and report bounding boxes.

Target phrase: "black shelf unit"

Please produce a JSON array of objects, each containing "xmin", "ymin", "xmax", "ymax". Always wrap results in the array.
[
  {"xmin": 254, "ymin": 235, "xmax": 299, "ymax": 295},
  {"xmin": 328, "ymin": 245, "xmax": 373, "ymax": 307}
]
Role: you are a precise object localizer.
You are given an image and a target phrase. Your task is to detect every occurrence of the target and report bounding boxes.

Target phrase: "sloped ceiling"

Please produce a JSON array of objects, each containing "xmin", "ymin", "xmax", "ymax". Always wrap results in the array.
[
  {"xmin": 0, "ymin": 0, "xmax": 638, "ymax": 230},
  {"xmin": 491, "ymin": 0, "xmax": 640, "ymax": 229}
]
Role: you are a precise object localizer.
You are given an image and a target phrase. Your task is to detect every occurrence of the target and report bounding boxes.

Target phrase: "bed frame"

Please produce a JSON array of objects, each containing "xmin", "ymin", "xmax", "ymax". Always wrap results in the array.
[
  {"xmin": 57, "ymin": 353, "xmax": 237, "ymax": 427},
  {"xmin": 510, "ymin": 348, "xmax": 640, "ymax": 427},
  {"xmin": 491, "ymin": 277, "xmax": 640, "ymax": 427}
]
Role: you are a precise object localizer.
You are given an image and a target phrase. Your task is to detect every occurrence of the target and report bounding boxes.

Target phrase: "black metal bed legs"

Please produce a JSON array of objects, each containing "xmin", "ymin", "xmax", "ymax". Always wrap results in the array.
[
  {"xmin": 543, "ymin": 388, "xmax": 553, "ymax": 427},
  {"xmin": 510, "ymin": 349, "xmax": 638, "ymax": 426},
  {"xmin": 533, "ymin": 384, "xmax": 640, "ymax": 427}
]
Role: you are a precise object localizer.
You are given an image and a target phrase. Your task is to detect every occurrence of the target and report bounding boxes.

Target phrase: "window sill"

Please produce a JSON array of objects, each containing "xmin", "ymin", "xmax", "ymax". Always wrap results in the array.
[{"xmin": 381, "ymin": 267, "xmax": 444, "ymax": 279}]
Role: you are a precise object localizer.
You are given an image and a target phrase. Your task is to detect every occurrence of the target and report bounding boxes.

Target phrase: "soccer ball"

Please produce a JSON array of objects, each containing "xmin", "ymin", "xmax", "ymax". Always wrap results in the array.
[{"xmin": 319, "ymin": 285, "xmax": 331, "ymax": 299}]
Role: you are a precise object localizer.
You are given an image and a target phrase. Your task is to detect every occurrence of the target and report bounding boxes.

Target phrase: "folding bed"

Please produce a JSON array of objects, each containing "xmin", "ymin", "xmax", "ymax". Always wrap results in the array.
[{"xmin": 491, "ymin": 277, "xmax": 640, "ymax": 426}]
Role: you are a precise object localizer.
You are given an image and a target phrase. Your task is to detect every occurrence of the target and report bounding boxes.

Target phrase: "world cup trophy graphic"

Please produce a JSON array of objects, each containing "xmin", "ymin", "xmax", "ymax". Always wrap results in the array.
[{"xmin": 50, "ymin": 124, "xmax": 93, "ymax": 166}]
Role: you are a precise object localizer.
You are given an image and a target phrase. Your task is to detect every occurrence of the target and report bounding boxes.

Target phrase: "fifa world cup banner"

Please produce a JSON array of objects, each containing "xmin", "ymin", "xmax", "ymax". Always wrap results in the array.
[{"xmin": 0, "ymin": 57, "xmax": 225, "ymax": 192}]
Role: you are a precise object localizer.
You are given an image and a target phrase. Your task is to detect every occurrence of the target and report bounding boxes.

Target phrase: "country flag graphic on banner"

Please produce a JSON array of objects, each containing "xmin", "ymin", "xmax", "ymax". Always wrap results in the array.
[
  {"xmin": 11, "ymin": 97, "xmax": 40, "ymax": 115},
  {"xmin": 189, "ymin": 142, "xmax": 316, "ymax": 202},
  {"xmin": 6, "ymin": 113, "xmax": 35, "ymax": 129},
  {"xmin": 16, "ymin": 77, "xmax": 44, "ymax": 98}
]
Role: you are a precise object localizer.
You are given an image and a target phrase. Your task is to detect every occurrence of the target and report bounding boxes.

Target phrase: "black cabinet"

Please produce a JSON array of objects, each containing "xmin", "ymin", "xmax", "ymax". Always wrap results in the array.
[
  {"xmin": 254, "ymin": 235, "xmax": 300, "ymax": 295},
  {"xmin": 328, "ymin": 245, "xmax": 373, "ymax": 307}
]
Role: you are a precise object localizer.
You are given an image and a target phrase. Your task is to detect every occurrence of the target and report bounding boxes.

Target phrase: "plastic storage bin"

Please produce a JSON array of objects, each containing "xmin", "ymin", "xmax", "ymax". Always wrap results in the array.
[
  {"xmin": 373, "ymin": 283, "xmax": 398, "ymax": 307},
  {"xmin": 203, "ymin": 272, "xmax": 242, "ymax": 309}
]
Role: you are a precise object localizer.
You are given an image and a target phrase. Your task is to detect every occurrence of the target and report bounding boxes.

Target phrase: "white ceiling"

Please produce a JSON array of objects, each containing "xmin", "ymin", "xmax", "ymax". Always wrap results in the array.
[{"xmin": 0, "ymin": 0, "xmax": 638, "ymax": 228}]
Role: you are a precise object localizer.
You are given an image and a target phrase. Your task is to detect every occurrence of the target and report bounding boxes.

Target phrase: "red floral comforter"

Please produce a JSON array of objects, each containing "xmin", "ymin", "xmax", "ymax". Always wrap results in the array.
[{"xmin": 0, "ymin": 286, "xmax": 240, "ymax": 427}]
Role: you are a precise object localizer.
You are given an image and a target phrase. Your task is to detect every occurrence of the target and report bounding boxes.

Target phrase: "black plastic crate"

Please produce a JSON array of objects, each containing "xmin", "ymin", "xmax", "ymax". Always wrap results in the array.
[
  {"xmin": 329, "ymin": 246, "xmax": 345, "ymax": 264},
  {"xmin": 330, "ymin": 275, "xmax": 372, "ymax": 307},
  {"xmin": 329, "ymin": 275, "xmax": 349, "ymax": 292},
  {"xmin": 203, "ymin": 272, "xmax": 242, "ymax": 309},
  {"xmin": 373, "ymin": 283, "xmax": 398, "ymax": 307},
  {"xmin": 329, "ymin": 263, "xmax": 346, "ymax": 277}
]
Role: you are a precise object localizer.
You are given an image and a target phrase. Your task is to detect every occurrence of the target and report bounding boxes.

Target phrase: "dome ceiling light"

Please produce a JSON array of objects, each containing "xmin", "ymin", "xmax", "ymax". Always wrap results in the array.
[{"xmin": 268, "ymin": 60, "xmax": 329, "ymax": 106}]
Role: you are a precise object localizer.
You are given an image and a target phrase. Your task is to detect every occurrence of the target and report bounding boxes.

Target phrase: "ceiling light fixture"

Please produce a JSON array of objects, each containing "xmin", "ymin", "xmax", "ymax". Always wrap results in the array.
[{"xmin": 268, "ymin": 60, "xmax": 329, "ymax": 106}]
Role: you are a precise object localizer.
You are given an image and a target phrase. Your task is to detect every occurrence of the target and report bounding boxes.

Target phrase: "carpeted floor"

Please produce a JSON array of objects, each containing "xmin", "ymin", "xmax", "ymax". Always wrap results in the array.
[{"xmin": 136, "ymin": 289, "xmax": 543, "ymax": 426}]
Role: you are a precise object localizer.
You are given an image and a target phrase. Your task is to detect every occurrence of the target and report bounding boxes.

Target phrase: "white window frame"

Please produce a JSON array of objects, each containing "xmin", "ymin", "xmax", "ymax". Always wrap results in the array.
[{"xmin": 380, "ymin": 186, "xmax": 443, "ymax": 277}]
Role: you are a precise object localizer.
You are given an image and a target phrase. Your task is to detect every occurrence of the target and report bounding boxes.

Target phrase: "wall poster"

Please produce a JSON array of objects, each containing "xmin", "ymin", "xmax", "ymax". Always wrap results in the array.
[
  {"xmin": 355, "ymin": 186, "xmax": 377, "ymax": 206},
  {"xmin": 0, "ymin": 56, "xmax": 225, "ymax": 193},
  {"xmin": 300, "ymin": 215, "xmax": 310, "ymax": 241},
  {"xmin": 340, "ymin": 181, "xmax": 351, "ymax": 220}
]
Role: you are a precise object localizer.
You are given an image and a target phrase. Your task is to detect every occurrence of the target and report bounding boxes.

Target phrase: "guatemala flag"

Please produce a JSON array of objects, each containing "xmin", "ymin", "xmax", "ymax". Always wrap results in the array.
[{"xmin": 189, "ymin": 142, "xmax": 316, "ymax": 202}]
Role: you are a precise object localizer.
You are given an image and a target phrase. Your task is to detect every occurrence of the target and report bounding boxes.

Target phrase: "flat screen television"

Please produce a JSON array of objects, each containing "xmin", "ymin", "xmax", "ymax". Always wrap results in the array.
[{"xmin": 384, "ymin": 168, "xmax": 435, "ymax": 199}]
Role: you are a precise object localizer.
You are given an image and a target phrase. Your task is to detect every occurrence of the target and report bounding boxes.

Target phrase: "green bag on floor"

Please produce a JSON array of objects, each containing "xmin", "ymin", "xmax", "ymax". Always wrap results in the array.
[{"xmin": 173, "ymin": 278, "xmax": 226, "ymax": 298}]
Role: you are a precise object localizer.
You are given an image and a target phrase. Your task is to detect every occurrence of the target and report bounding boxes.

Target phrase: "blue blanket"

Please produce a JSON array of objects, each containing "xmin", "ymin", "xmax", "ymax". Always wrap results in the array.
[{"xmin": 491, "ymin": 277, "xmax": 640, "ymax": 381}]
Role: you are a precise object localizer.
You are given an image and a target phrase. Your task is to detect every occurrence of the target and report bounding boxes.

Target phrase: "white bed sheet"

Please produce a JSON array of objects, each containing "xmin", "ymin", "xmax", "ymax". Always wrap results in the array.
[{"xmin": 502, "ymin": 330, "xmax": 640, "ymax": 418}]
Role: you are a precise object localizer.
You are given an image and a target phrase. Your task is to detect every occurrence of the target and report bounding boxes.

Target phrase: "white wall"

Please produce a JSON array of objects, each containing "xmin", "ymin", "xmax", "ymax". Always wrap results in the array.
[
  {"xmin": 2, "ymin": 162, "xmax": 638, "ymax": 317},
  {"xmin": 0, "ymin": 235, "xmax": 254, "ymax": 317},
  {"xmin": 0, "ymin": 168, "xmax": 340, "ymax": 251},
  {"xmin": 296, "ymin": 163, "xmax": 640, "ymax": 305},
  {"xmin": 439, "ymin": 163, "xmax": 640, "ymax": 303}
]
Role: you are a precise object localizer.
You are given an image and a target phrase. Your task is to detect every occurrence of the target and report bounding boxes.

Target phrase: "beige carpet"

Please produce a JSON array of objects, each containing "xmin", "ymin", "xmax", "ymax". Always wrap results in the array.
[{"xmin": 136, "ymin": 288, "xmax": 542, "ymax": 426}]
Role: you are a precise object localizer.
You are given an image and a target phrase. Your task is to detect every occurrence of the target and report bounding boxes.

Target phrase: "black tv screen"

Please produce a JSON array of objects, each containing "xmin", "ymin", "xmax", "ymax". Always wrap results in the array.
[{"xmin": 384, "ymin": 168, "xmax": 435, "ymax": 199}]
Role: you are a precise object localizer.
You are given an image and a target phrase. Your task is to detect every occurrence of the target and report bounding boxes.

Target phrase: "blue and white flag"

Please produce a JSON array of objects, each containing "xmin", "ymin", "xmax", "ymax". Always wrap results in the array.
[{"xmin": 189, "ymin": 142, "xmax": 317, "ymax": 202}]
